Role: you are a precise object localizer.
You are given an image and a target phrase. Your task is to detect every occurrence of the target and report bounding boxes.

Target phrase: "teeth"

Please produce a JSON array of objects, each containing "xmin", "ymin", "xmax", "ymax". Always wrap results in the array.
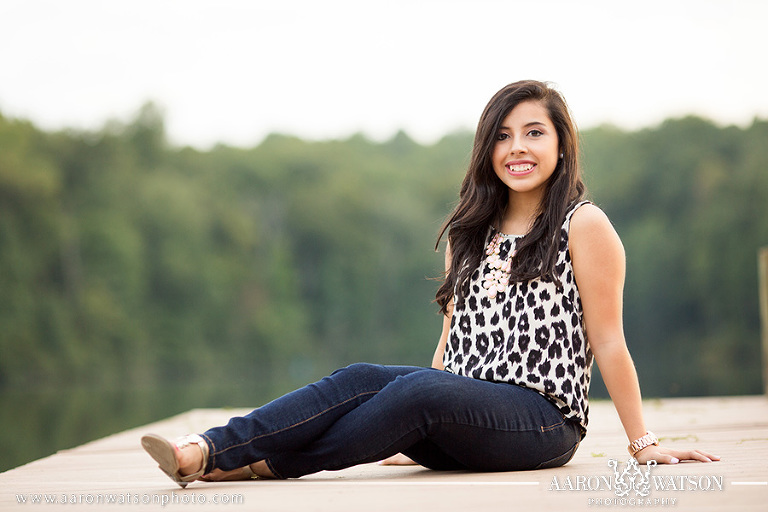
[{"xmin": 508, "ymin": 163, "xmax": 534, "ymax": 172}]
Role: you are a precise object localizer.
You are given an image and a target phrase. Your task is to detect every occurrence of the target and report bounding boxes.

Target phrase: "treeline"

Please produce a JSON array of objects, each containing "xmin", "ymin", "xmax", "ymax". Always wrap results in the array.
[{"xmin": 1, "ymin": 104, "xmax": 765, "ymax": 397}]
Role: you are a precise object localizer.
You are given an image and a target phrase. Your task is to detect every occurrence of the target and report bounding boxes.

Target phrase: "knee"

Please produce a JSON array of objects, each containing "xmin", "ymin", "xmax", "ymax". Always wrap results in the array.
[
  {"xmin": 387, "ymin": 370, "xmax": 456, "ymax": 411},
  {"xmin": 328, "ymin": 363, "xmax": 396, "ymax": 389},
  {"xmin": 332, "ymin": 362, "xmax": 382, "ymax": 378}
]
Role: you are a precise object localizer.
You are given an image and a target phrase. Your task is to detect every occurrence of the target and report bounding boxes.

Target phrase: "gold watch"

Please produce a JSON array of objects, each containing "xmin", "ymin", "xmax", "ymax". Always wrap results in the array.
[{"xmin": 628, "ymin": 431, "xmax": 659, "ymax": 457}]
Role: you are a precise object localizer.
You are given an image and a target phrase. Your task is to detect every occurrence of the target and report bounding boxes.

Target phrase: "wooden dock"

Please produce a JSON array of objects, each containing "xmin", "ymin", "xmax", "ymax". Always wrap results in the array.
[{"xmin": 2, "ymin": 396, "xmax": 767, "ymax": 511}]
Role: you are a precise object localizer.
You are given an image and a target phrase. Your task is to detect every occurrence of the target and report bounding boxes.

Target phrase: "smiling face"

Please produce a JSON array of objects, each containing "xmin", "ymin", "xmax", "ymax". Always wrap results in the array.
[{"xmin": 492, "ymin": 100, "xmax": 560, "ymax": 203}]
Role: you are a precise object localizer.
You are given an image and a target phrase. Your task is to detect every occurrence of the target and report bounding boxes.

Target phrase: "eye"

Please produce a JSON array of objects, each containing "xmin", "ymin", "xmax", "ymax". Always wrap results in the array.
[
  {"xmin": 496, "ymin": 132, "xmax": 510, "ymax": 141},
  {"xmin": 528, "ymin": 129, "xmax": 544, "ymax": 137}
]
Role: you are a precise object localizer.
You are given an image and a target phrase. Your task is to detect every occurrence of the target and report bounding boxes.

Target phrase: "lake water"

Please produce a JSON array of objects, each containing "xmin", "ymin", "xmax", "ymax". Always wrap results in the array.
[{"xmin": 0, "ymin": 382, "xmax": 280, "ymax": 473}]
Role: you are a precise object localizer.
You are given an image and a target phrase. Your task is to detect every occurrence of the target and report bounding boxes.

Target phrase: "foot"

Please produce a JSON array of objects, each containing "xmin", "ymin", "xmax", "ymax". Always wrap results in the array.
[
  {"xmin": 141, "ymin": 433, "xmax": 209, "ymax": 488},
  {"xmin": 378, "ymin": 453, "xmax": 417, "ymax": 466},
  {"xmin": 202, "ymin": 460, "xmax": 276, "ymax": 481}
]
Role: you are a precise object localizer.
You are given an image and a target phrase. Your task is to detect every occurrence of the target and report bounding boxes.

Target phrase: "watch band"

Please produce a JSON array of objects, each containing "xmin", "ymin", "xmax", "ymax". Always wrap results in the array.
[{"xmin": 628, "ymin": 431, "xmax": 659, "ymax": 457}]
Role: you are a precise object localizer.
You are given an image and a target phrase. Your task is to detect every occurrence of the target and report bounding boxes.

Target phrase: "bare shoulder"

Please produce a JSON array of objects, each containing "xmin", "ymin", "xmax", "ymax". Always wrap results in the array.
[
  {"xmin": 571, "ymin": 203, "xmax": 620, "ymax": 242},
  {"xmin": 569, "ymin": 203, "xmax": 624, "ymax": 260},
  {"xmin": 571, "ymin": 203, "xmax": 611, "ymax": 232}
]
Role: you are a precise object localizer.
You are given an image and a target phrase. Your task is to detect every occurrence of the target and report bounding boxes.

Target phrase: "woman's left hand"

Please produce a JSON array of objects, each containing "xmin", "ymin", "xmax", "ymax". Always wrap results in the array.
[{"xmin": 635, "ymin": 445, "xmax": 720, "ymax": 465}]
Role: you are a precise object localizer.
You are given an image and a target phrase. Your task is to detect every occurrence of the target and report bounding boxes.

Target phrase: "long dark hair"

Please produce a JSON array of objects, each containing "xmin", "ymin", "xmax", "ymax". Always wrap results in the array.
[{"xmin": 435, "ymin": 80, "xmax": 586, "ymax": 314}]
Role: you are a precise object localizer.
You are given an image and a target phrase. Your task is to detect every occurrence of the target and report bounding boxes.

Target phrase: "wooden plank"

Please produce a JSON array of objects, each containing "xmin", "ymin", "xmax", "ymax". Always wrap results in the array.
[{"xmin": 1, "ymin": 397, "xmax": 766, "ymax": 511}]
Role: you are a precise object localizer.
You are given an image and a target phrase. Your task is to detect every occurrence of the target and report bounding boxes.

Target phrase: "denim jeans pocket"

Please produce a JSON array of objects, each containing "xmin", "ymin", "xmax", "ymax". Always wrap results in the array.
[{"xmin": 540, "ymin": 417, "xmax": 567, "ymax": 432}]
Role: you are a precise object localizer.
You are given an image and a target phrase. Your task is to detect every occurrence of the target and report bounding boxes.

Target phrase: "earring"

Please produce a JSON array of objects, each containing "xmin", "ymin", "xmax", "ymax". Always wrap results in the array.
[{"xmin": 559, "ymin": 153, "xmax": 564, "ymax": 159}]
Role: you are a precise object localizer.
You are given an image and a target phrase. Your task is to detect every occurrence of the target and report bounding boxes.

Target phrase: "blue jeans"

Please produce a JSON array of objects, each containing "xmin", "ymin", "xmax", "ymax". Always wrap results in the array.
[{"xmin": 201, "ymin": 363, "xmax": 581, "ymax": 478}]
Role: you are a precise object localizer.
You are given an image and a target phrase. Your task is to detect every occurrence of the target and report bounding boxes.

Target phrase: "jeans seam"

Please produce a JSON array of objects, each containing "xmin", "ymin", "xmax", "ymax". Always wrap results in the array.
[
  {"xmin": 201, "ymin": 434, "xmax": 216, "ymax": 474},
  {"xmin": 264, "ymin": 458, "xmax": 284, "ymax": 479},
  {"xmin": 439, "ymin": 417, "xmax": 565, "ymax": 433},
  {"xmin": 451, "ymin": 420, "xmax": 554, "ymax": 433},
  {"xmin": 534, "ymin": 439, "xmax": 580, "ymax": 469},
  {"xmin": 212, "ymin": 390, "xmax": 380, "ymax": 457}
]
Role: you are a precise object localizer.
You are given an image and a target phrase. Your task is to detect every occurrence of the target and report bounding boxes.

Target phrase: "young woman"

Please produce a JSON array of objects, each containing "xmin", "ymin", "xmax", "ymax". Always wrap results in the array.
[{"xmin": 141, "ymin": 80, "xmax": 718, "ymax": 487}]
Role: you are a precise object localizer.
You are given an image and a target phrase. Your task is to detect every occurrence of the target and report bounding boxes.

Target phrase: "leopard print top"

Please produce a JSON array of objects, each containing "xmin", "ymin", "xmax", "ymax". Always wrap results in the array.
[{"xmin": 443, "ymin": 201, "xmax": 593, "ymax": 434}]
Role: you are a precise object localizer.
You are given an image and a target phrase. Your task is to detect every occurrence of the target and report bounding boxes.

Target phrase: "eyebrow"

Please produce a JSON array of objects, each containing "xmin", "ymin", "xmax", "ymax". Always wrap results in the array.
[{"xmin": 499, "ymin": 121, "xmax": 548, "ymax": 130}]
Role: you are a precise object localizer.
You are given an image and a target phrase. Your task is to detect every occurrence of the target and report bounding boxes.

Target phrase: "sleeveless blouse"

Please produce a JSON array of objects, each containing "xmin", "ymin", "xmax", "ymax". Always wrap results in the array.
[{"xmin": 443, "ymin": 201, "xmax": 593, "ymax": 433}]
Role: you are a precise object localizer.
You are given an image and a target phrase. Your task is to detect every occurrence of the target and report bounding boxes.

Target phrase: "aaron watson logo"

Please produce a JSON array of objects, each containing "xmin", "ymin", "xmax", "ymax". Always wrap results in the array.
[
  {"xmin": 548, "ymin": 458, "xmax": 724, "ymax": 506},
  {"xmin": 549, "ymin": 459, "xmax": 657, "ymax": 497},
  {"xmin": 608, "ymin": 459, "xmax": 655, "ymax": 497}
]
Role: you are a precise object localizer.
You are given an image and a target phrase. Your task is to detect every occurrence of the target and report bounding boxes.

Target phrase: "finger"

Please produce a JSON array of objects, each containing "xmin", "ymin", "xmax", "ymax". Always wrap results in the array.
[
  {"xmin": 635, "ymin": 449, "xmax": 676, "ymax": 465},
  {"xmin": 652, "ymin": 453, "xmax": 680, "ymax": 465},
  {"xmin": 666, "ymin": 449, "xmax": 710, "ymax": 463},
  {"xmin": 694, "ymin": 450, "xmax": 721, "ymax": 461},
  {"xmin": 681, "ymin": 449, "xmax": 720, "ymax": 463}
]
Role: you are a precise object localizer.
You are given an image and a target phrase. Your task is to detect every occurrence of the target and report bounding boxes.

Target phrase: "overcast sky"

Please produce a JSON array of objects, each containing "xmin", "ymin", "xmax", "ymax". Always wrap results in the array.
[{"xmin": 1, "ymin": 0, "xmax": 767, "ymax": 148}]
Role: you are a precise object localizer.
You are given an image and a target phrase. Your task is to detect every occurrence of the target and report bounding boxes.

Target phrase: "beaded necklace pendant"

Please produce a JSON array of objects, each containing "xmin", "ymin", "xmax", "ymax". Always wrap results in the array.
[{"xmin": 482, "ymin": 232, "xmax": 516, "ymax": 299}]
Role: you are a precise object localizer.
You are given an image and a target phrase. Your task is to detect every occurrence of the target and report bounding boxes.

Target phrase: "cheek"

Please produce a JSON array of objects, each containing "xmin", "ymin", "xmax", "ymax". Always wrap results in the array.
[
  {"xmin": 491, "ymin": 143, "xmax": 506, "ymax": 165},
  {"xmin": 540, "ymin": 143, "xmax": 559, "ymax": 165}
]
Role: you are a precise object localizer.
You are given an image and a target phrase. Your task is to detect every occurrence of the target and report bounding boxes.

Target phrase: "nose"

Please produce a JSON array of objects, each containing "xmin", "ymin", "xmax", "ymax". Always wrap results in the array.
[{"xmin": 509, "ymin": 135, "xmax": 527, "ymax": 154}]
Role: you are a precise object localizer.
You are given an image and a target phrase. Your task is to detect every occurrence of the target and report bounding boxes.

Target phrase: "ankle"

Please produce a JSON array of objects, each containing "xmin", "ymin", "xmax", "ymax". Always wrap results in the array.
[
  {"xmin": 177, "ymin": 445, "xmax": 203, "ymax": 476},
  {"xmin": 174, "ymin": 435, "xmax": 208, "ymax": 477}
]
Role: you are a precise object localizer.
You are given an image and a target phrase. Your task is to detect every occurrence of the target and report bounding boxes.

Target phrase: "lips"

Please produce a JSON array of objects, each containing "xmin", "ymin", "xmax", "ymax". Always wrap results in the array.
[{"xmin": 506, "ymin": 162, "xmax": 536, "ymax": 176}]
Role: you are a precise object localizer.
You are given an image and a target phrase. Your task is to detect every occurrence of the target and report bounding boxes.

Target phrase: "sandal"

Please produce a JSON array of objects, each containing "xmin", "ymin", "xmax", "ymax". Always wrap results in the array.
[{"xmin": 141, "ymin": 433, "xmax": 209, "ymax": 488}]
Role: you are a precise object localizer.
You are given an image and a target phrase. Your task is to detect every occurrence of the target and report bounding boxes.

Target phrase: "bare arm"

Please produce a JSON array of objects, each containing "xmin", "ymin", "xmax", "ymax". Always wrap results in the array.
[
  {"xmin": 431, "ymin": 299, "xmax": 453, "ymax": 370},
  {"xmin": 431, "ymin": 243, "xmax": 453, "ymax": 369},
  {"xmin": 570, "ymin": 204, "xmax": 718, "ymax": 464}
]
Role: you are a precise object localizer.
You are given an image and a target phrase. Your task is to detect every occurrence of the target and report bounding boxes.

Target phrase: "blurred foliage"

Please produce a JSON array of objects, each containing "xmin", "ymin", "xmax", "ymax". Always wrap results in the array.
[
  {"xmin": 583, "ymin": 118, "xmax": 768, "ymax": 395},
  {"xmin": 0, "ymin": 105, "xmax": 765, "ymax": 406},
  {"xmin": 0, "ymin": 105, "xmax": 464, "ymax": 400}
]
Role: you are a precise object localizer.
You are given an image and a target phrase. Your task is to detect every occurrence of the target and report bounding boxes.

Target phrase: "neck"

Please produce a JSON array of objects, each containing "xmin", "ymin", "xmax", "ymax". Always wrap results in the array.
[{"xmin": 499, "ymin": 190, "xmax": 544, "ymax": 235}]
